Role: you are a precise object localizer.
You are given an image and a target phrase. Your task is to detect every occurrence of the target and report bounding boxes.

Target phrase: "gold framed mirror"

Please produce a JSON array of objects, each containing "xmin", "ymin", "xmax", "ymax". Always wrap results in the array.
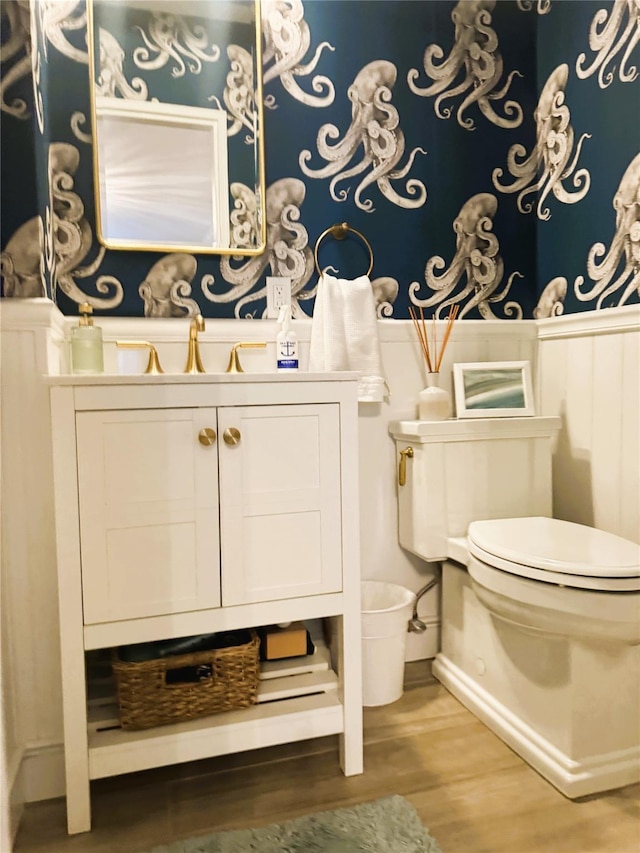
[{"xmin": 87, "ymin": 0, "xmax": 266, "ymax": 255}]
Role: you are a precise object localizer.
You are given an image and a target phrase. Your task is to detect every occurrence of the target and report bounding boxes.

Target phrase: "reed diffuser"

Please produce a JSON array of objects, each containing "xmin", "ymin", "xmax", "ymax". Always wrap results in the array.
[{"xmin": 409, "ymin": 305, "xmax": 458, "ymax": 420}]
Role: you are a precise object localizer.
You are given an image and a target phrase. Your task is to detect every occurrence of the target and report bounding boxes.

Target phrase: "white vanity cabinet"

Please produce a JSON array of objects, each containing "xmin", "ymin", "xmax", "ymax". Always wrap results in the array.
[
  {"xmin": 76, "ymin": 402, "xmax": 342, "ymax": 623},
  {"xmin": 49, "ymin": 374, "xmax": 363, "ymax": 835},
  {"xmin": 217, "ymin": 403, "xmax": 343, "ymax": 607},
  {"xmin": 76, "ymin": 406, "xmax": 222, "ymax": 622}
]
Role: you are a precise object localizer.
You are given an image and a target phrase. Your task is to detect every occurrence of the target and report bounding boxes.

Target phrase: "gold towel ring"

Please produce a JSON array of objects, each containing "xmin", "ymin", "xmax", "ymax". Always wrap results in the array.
[{"xmin": 314, "ymin": 222, "xmax": 374, "ymax": 278}]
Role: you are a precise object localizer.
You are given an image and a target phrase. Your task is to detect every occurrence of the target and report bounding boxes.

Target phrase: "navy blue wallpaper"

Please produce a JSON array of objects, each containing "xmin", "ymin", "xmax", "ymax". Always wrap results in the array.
[
  {"xmin": 1, "ymin": 1, "xmax": 42, "ymax": 298},
  {"xmin": 536, "ymin": 0, "xmax": 640, "ymax": 313},
  {"xmin": 1, "ymin": 0, "xmax": 638, "ymax": 319}
]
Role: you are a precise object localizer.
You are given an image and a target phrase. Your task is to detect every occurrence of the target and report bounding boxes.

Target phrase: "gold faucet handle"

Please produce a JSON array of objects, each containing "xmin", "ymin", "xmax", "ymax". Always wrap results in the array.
[
  {"xmin": 190, "ymin": 314, "xmax": 205, "ymax": 336},
  {"xmin": 116, "ymin": 341, "xmax": 164, "ymax": 374},
  {"xmin": 226, "ymin": 341, "xmax": 267, "ymax": 373}
]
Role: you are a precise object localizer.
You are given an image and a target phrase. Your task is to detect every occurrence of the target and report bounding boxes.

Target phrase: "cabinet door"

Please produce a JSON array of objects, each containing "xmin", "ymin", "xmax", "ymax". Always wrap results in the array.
[
  {"xmin": 76, "ymin": 408, "xmax": 220, "ymax": 623},
  {"xmin": 219, "ymin": 404, "xmax": 342, "ymax": 605}
]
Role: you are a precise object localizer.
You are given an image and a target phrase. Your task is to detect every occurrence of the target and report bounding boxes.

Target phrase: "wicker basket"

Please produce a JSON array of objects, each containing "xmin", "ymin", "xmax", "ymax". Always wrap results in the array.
[{"xmin": 111, "ymin": 629, "xmax": 261, "ymax": 730}]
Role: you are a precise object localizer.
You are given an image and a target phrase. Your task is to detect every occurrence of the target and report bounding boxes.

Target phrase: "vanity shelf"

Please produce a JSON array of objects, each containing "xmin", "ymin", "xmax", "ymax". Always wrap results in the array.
[
  {"xmin": 49, "ymin": 374, "xmax": 363, "ymax": 834},
  {"xmin": 86, "ymin": 643, "xmax": 340, "ymax": 779}
]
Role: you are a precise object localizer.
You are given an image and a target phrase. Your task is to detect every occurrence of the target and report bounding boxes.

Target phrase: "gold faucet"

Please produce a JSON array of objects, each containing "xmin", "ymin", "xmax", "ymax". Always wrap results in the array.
[
  {"xmin": 226, "ymin": 341, "xmax": 266, "ymax": 373},
  {"xmin": 184, "ymin": 314, "xmax": 206, "ymax": 374},
  {"xmin": 116, "ymin": 340, "xmax": 164, "ymax": 374}
]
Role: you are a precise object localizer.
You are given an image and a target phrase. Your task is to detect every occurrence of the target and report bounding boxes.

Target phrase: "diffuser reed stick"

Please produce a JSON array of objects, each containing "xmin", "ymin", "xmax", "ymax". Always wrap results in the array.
[
  {"xmin": 409, "ymin": 304, "xmax": 458, "ymax": 374},
  {"xmin": 435, "ymin": 304, "xmax": 459, "ymax": 372},
  {"xmin": 409, "ymin": 306, "xmax": 433, "ymax": 372}
]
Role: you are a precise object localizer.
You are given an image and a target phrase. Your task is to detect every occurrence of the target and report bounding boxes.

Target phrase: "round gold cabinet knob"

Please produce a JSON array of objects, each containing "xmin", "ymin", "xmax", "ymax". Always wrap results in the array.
[
  {"xmin": 198, "ymin": 428, "xmax": 217, "ymax": 446},
  {"xmin": 223, "ymin": 427, "xmax": 241, "ymax": 446}
]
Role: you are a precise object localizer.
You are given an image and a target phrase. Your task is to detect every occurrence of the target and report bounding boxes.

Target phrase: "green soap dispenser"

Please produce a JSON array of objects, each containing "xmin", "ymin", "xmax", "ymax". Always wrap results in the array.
[{"xmin": 71, "ymin": 302, "xmax": 104, "ymax": 374}]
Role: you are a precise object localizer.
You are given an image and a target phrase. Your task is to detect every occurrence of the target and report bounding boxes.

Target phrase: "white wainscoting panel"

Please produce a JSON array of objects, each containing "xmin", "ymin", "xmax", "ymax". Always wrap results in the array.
[
  {"xmin": 1, "ymin": 299, "xmax": 539, "ymax": 805},
  {"xmin": 537, "ymin": 305, "xmax": 640, "ymax": 544},
  {"xmin": 1, "ymin": 299, "xmax": 67, "ymax": 820}
]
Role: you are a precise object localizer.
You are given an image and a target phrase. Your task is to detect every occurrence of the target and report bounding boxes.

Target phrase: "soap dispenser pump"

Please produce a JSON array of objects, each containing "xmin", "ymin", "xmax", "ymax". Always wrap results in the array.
[
  {"xmin": 276, "ymin": 304, "xmax": 298, "ymax": 371},
  {"xmin": 71, "ymin": 302, "xmax": 104, "ymax": 374}
]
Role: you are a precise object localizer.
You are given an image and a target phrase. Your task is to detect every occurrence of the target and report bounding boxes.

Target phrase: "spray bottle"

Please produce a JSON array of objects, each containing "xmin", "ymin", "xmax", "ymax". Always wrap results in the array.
[{"xmin": 276, "ymin": 304, "xmax": 298, "ymax": 371}]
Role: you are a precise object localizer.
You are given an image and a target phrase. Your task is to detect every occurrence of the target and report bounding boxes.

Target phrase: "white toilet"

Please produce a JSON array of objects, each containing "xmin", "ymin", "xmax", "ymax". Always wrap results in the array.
[{"xmin": 389, "ymin": 416, "xmax": 640, "ymax": 798}]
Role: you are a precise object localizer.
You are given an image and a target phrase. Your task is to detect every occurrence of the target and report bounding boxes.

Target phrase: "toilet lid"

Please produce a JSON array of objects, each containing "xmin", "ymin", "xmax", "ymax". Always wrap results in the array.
[{"xmin": 468, "ymin": 517, "xmax": 640, "ymax": 579}]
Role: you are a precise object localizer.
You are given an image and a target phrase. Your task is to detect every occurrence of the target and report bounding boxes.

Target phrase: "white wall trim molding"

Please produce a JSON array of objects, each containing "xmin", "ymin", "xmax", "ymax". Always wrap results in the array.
[
  {"xmin": 4, "ymin": 744, "xmax": 24, "ymax": 845},
  {"xmin": 0, "ymin": 297, "xmax": 66, "ymax": 335},
  {"xmin": 7, "ymin": 747, "xmax": 22, "ymax": 809},
  {"xmin": 377, "ymin": 318, "xmax": 538, "ymax": 344},
  {"xmin": 69, "ymin": 315, "xmax": 540, "ymax": 344},
  {"xmin": 19, "ymin": 742, "xmax": 65, "ymax": 803},
  {"xmin": 537, "ymin": 304, "xmax": 640, "ymax": 340}
]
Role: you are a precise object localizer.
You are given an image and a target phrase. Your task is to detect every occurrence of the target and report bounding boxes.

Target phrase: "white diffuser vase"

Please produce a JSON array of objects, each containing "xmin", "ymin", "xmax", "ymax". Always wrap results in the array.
[{"xmin": 417, "ymin": 372, "xmax": 452, "ymax": 421}]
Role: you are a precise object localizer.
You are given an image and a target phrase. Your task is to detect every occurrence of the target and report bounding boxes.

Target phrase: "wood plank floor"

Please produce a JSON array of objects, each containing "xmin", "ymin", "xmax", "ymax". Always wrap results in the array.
[{"xmin": 14, "ymin": 663, "xmax": 640, "ymax": 853}]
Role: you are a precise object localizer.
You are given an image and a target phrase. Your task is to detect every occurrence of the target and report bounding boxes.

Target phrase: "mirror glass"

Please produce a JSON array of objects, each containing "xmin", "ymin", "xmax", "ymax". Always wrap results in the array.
[{"xmin": 87, "ymin": 0, "xmax": 265, "ymax": 255}]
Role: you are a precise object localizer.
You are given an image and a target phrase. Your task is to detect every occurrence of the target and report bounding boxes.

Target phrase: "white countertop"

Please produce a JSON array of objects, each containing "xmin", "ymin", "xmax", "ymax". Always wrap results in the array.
[{"xmin": 46, "ymin": 371, "xmax": 359, "ymax": 386}]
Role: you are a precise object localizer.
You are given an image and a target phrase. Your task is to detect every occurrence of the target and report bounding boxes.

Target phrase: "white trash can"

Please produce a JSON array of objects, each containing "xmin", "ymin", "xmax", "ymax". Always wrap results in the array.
[{"xmin": 361, "ymin": 580, "xmax": 416, "ymax": 707}]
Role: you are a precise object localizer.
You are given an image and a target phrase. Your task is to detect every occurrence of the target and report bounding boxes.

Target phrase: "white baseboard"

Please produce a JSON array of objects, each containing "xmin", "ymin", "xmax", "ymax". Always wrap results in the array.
[
  {"xmin": 20, "ymin": 743, "xmax": 65, "ymax": 803},
  {"xmin": 5, "ymin": 747, "xmax": 24, "ymax": 848},
  {"xmin": 433, "ymin": 653, "xmax": 640, "ymax": 799}
]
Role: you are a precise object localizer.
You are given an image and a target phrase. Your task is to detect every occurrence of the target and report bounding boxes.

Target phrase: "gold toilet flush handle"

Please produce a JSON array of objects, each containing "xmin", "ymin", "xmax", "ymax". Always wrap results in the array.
[
  {"xmin": 398, "ymin": 446, "xmax": 414, "ymax": 487},
  {"xmin": 198, "ymin": 428, "xmax": 217, "ymax": 447},
  {"xmin": 223, "ymin": 427, "xmax": 241, "ymax": 446}
]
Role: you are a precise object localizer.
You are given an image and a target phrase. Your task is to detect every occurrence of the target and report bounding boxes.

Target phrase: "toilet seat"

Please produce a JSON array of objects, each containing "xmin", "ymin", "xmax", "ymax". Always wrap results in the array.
[{"xmin": 468, "ymin": 517, "xmax": 640, "ymax": 592}]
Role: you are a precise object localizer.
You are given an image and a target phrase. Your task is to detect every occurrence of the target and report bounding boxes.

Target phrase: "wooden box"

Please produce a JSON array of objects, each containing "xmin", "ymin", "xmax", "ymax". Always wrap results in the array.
[{"xmin": 261, "ymin": 622, "xmax": 308, "ymax": 660}]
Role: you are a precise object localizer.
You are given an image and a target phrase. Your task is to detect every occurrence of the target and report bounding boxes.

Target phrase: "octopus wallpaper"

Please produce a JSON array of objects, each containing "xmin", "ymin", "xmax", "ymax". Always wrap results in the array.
[{"xmin": 1, "ymin": 0, "xmax": 638, "ymax": 319}]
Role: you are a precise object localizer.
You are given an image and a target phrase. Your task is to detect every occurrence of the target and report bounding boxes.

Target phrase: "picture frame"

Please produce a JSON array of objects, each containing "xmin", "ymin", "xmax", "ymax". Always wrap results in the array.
[{"xmin": 453, "ymin": 361, "xmax": 535, "ymax": 418}]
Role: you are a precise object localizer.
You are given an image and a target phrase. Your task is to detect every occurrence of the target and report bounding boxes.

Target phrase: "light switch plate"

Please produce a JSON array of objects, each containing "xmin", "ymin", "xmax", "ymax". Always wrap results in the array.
[{"xmin": 266, "ymin": 277, "xmax": 292, "ymax": 318}]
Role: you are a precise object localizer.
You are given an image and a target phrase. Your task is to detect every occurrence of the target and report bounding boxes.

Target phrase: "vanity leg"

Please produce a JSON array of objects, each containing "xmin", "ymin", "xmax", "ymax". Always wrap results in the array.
[
  {"xmin": 57, "ymin": 567, "xmax": 91, "ymax": 833},
  {"xmin": 335, "ymin": 612, "xmax": 364, "ymax": 776},
  {"xmin": 335, "ymin": 388, "xmax": 363, "ymax": 776},
  {"xmin": 51, "ymin": 388, "xmax": 92, "ymax": 834},
  {"xmin": 57, "ymin": 569, "xmax": 91, "ymax": 833},
  {"xmin": 61, "ymin": 650, "xmax": 92, "ymax": 834}
]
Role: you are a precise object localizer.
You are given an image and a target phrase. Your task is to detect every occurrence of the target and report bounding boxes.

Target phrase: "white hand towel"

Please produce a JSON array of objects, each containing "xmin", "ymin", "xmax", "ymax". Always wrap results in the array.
[{"xmin": 309, "ymin": 272, "xmax": 388, "ymax": 403}]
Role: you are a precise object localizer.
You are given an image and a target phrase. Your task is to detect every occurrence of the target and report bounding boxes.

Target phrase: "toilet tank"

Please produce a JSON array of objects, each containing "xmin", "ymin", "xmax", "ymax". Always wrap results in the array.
[{"xmin": 389, "ymin": 416, "xmax": 561, "ymax": 562}]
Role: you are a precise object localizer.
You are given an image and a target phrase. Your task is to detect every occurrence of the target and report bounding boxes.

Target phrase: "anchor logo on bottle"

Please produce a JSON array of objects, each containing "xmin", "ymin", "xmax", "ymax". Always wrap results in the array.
[{"xmin": 280, "ymin": 340, "xmax": 297, "ymax": 357}]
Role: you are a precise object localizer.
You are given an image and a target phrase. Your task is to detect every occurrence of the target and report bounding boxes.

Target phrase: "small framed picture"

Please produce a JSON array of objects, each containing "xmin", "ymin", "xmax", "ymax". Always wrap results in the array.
[{"xmin": 453, "ymin": 361, "xmax": 535, "ymax": 418}]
